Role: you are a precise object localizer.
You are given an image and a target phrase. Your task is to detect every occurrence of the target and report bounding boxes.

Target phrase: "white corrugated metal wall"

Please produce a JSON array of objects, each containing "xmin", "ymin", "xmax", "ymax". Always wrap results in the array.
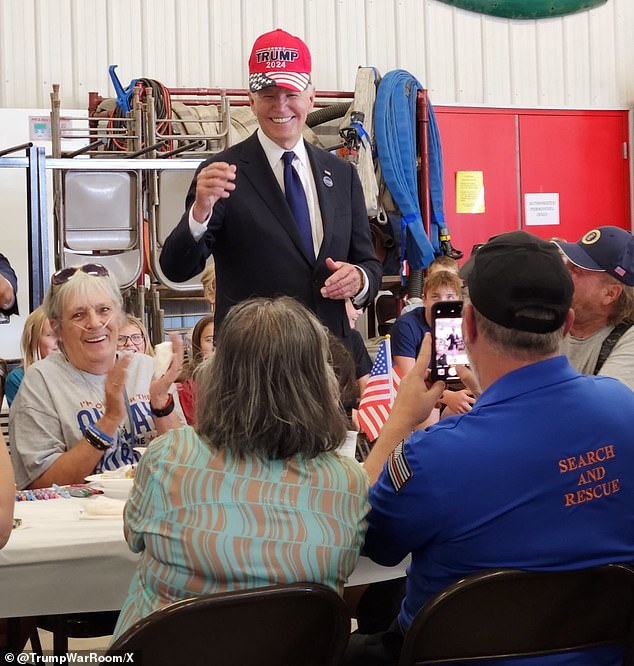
[
  {"xmin": 0, "ymin": 0, "xmax": 632, "ymax": 357},
  {"xmin": 0, "ymin": 0, "xmax": 633, "ymax": 110}
]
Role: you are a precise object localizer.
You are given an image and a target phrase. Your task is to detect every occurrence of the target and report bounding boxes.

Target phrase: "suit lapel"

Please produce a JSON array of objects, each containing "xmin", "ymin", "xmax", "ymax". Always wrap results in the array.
[
  {"xmin": 238, "ymin": 133, "xmax": 315, "ymax": 264},
  {"xmin": 306, "ymin": 142, "xmax": 335, "ymax": 265}
]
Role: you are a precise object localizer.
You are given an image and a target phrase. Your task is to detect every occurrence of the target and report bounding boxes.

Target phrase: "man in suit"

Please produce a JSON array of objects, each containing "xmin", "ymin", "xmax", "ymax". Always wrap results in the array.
[{"xmin": 159, "ymin": 29, "xmax": 381, "ymax": 340}]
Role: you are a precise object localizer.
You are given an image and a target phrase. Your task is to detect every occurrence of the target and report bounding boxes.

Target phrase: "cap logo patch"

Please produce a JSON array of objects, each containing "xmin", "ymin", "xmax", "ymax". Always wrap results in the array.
[
  {"xmin": 582, "ymin": 229, "xmax": 601, "ymax": 245},
  {"xmin": 615, "ymin": 266, "xmax": 626, "ymax": 277},
  {"xmin": 254, "ymin": 47, "xmax": 300, "ymax": 65}
]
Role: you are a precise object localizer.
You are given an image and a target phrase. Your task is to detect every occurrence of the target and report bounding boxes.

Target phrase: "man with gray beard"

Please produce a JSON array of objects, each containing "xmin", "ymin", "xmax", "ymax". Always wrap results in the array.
[{"xmin": 553, "ymin": 226, "xmax": 634, "ymax": 390}]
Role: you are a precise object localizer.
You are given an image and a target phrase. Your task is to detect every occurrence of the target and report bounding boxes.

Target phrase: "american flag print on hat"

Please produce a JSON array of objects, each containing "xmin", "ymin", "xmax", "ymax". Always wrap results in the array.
[{"xmin": 248, "ymin": 29, "xmax": 312, "ymax": 93}]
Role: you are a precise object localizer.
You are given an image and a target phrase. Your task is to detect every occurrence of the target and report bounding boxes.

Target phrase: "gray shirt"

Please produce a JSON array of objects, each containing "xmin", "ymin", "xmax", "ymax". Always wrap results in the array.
[
  {"xmin": 560, "ymin": 324, "xmax": 634, "ymax": 391},
  {"xmin": 9, "ymin": 352, "xmax": 184, "ymax": 489}
]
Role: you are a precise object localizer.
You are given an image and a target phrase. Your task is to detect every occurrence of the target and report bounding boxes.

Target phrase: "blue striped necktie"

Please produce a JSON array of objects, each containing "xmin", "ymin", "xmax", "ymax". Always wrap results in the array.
[{"xmin": 282, "ymin": 151, "xmax": 313, "ymax": 254}]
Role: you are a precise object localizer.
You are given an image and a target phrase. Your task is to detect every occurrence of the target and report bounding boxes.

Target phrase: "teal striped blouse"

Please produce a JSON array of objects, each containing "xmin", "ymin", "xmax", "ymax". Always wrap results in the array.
[{"xmin": 112, "ymin": 426, "xmax": 369, "ymax": 640}]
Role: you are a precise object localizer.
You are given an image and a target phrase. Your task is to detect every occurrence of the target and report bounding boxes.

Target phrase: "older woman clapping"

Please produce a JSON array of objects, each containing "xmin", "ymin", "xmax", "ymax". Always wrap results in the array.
[{"xmin": 10, "ymin": 264, "xmax": 184, "ymax": 490}]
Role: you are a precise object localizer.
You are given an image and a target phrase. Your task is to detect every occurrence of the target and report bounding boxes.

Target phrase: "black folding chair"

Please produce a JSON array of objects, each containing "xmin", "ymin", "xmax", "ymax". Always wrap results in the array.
[
  {"xmin": 375, "ymin": 293, "xmax": 400, "ymax": 336},
  {"xmin": 398, "ymin": 564, "xmax": 634, "ymax": 665},
  {"xmin": 37, "ymin": 611, "xmax": 120, "ymax": 656},
  {"xmin": 109, "ymin": 583, "xmax": 351, "ymax": 666}
]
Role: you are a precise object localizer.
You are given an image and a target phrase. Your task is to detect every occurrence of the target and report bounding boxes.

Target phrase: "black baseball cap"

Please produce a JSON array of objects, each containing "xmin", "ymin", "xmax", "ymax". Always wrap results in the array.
[
  {"xmin": 467, "ymin": 230, "xmax": 573, "ymax": 333},
  {"xmin": 458, "ymin": 238, "xmax": 497, "ymax": 282},
  {"xmin": 553, "ymin": 226, "xmax": 634, "ymax": 287}
]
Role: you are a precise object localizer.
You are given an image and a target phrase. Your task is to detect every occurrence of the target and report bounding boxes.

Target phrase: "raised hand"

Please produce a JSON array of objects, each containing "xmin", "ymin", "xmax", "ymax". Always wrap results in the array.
[{"xmin": 192, "ymin": 162, "xmax": 237, "ymax": 223}]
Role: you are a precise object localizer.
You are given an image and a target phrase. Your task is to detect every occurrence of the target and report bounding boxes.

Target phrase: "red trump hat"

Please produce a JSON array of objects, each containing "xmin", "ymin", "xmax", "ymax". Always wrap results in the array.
[{"xmin": 248, "ymin": 29, "xmax": 312, "ymax": 93}]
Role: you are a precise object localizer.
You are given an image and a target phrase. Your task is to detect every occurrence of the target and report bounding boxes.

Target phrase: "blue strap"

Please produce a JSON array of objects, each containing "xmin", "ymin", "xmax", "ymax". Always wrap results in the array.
[
  {"xmin": 375, "ymin": 70, "xmax": 448, "ymax": 271},
  {"xmin": 427, "ymin": 104, "xmax": 446, "ymax": 252},
  {"xmin": 350, "ymin": 119, "xmax": 374, "ymax": 157},
  {"xmin": 108, "ymin": 65, "xmax": 137, "ymax": 114}
]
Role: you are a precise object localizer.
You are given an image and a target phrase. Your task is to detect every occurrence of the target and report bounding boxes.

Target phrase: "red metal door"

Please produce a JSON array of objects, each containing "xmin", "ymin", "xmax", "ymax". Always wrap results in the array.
[
  {"xmin": 518, "ymin": 110, "xmax": 630, "ymax": 241},
  {"xmin": 435, "ymin": 107, "xmax": 520, "ymax": 260},
  {"xmin": 433, "ymin": 106, "xmax": 631, "ymax": 266}
]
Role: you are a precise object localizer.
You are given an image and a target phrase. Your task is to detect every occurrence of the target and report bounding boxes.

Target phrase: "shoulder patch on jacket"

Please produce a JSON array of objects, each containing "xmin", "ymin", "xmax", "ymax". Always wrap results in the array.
[{"xmin": 387, "ymin": 440, "xmax": 412, "ymax": 493}]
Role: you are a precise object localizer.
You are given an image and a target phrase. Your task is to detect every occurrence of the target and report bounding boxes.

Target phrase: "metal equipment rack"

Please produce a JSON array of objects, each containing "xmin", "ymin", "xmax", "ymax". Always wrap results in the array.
[
  {"xmin": 1, "ymin": 81, "xmax": 438, "ymax": 342},
  {"xmin": 51, "ymin": 83, "xmax": 361, "ymax": 342}
]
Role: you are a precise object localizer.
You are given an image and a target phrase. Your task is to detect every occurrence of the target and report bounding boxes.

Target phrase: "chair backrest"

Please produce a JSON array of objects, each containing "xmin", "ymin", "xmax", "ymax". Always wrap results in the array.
[
  {"xmin": 0, "ymin": 358, "xmax": 6, "ymax": 405},
  {"xmin": 56, "ymin": 170, "xmax": 144, "ymax": 290},
  {"xmin": 108, "ymin": 583, "xmax": 351, "ymax": 666},
  {"xmin": 0, "ymin": 407, "xmax": 9, "ymax": 448},
  {"xmin": 147, "ymin": 167, "xmax": 208, "ymax": 292},
  {"xmin": 398, "ymin": 564, "xmax": 634, "ymax": 665},
  {"xmin": 375, "ymin": 293, "xmax": 399, "ymax": 336},
  {"xmin": 0, "ymin": 359, "xmax": 8, "ymax": 446}
]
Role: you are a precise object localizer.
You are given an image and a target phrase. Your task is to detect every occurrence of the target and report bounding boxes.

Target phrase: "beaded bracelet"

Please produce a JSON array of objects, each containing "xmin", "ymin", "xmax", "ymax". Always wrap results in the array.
[
  {"xmin": 92, "ymin": 423, "xmax": 115, "ymax": 444},
  {"xmin": 84, "ymin": 425, "xmax": 114, "ymax": 451},
  {"xmin": 150, "ymin": 393, "xmax": 175, "ymax": 417}
]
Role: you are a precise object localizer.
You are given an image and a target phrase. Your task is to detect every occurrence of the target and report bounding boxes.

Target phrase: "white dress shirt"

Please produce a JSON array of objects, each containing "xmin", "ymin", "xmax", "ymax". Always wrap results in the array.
[{"xmin": 188, "ymin": 129, "xmax": 369, "ymax": 303}]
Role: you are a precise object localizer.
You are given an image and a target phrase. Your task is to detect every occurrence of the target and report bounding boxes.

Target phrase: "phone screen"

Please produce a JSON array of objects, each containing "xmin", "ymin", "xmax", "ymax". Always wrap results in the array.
[{"xmin": 432, "ymin": 302, "xmax": 469, "ymax": 381}]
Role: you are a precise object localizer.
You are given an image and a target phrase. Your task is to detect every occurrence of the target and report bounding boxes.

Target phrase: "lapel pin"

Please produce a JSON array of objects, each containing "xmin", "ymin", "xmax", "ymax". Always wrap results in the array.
[{"xmin": 323, "ymin": 174, "xmax": 334, "ymax": 188}]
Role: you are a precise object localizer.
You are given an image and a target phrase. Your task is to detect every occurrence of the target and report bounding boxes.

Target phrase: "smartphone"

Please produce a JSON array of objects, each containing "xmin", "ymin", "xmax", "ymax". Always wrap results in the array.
[{"xmin": 431, "ymin": 300, "xmax": 469, "ymax": 382}]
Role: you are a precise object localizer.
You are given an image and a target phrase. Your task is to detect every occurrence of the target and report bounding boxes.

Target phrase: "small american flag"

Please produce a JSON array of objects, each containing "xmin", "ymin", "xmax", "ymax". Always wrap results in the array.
[{"xmin": 357, "ymin": 337, "xmax": 400, "ymax": 442}]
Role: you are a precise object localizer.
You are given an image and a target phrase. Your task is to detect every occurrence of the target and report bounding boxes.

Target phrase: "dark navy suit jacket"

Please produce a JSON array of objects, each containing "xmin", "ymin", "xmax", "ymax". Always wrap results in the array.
[{"xmin": 159, "ymin": 133, "xmax": 382, "ymax": 339}]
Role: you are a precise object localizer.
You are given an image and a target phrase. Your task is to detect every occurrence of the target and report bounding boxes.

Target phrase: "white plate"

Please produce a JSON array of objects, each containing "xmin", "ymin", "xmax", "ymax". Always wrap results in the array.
[{"xmin": 85, "ymin": 473, "xmax": 134, "ymax": 500}]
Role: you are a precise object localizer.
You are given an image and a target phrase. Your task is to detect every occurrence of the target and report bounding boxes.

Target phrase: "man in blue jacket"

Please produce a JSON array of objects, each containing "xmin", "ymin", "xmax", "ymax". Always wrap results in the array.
[{"xmin": 346, "ymin": 230, "xmax": 634, "ymax": 666}]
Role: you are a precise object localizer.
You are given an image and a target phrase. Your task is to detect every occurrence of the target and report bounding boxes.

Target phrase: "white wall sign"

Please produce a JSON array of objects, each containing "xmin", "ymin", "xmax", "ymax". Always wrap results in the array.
[{"xmin": 524, "ymin": 193, "xmax": 560, "ymax": 226}]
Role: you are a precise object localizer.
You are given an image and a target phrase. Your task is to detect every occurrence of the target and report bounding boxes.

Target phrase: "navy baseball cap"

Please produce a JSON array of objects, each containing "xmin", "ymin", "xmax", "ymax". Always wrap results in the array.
[
  {"xmin": 553, "ymin": 226, "xmax": 634, "ymax": 287},
  {"xmin": 467, "ymin": 230, "xmax": 573, "ymax": 333}
]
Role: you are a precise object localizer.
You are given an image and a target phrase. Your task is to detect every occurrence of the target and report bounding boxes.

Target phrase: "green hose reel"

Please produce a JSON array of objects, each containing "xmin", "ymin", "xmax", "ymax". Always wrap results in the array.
[{"xmin": 436, "ymin": 0, "xmax": 607, "ymax": 19}]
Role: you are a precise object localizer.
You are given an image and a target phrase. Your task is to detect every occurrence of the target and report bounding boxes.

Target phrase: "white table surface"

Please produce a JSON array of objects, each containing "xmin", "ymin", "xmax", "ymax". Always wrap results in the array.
[
  {"xmin": 1, "ymin": 497, "xmax": 408, "ymax": 618},
  {"xmin": 1, "ymin": 498, "xmax": 138, "ymax": 617}
]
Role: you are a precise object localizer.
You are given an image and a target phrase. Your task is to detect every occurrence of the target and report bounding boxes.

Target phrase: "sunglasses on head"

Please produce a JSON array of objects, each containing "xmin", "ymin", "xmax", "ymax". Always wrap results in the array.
[{"xmin": 51, "ymin": 263, "xmax": 109, "ymax": 286}]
